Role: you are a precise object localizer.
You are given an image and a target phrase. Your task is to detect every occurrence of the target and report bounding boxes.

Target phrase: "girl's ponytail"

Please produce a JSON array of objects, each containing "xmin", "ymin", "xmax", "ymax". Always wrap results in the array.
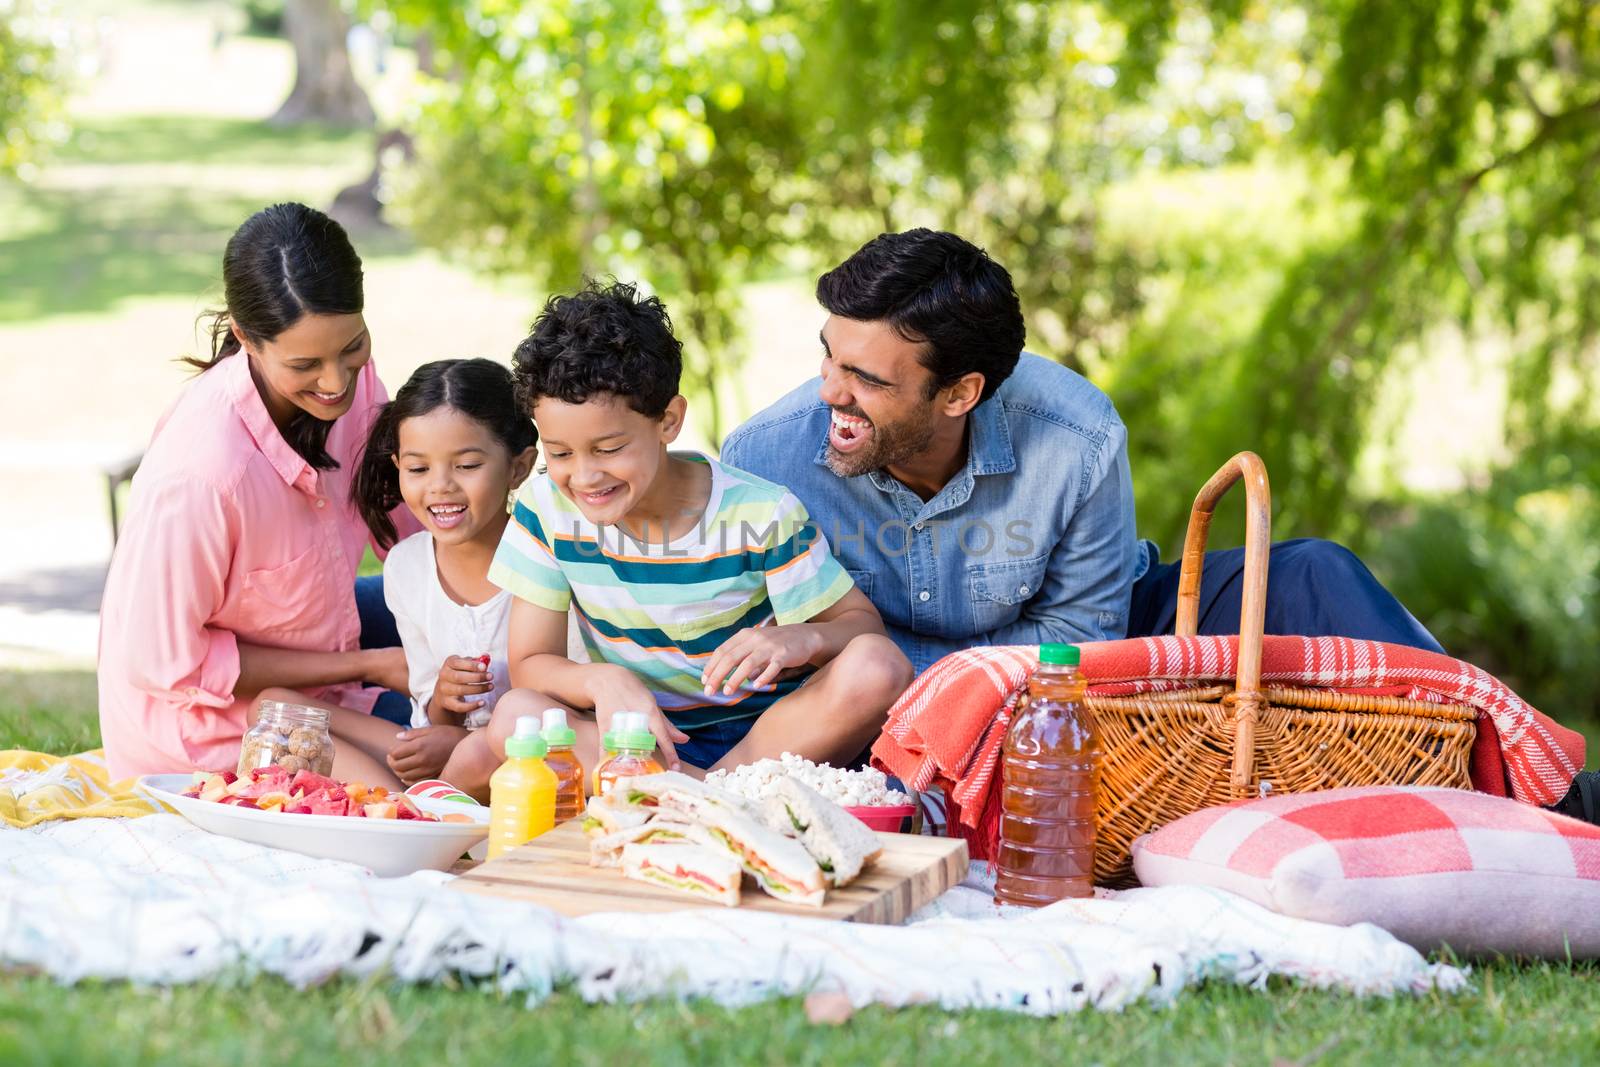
[{"xmin": 352, "ymin": 400, "xmax": 404, "ymax": 549}]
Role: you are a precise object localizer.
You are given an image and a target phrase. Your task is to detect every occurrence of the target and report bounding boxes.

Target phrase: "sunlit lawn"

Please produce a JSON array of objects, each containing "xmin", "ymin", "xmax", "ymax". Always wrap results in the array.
[{"xmin": 3, "ymin": 668, "xmax": 1599, "ymax": 1067}]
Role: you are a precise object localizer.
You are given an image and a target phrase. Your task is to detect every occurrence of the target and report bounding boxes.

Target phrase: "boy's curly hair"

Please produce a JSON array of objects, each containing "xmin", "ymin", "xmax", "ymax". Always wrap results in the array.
[{"xmin": 512, "ymin": 280, "xmax": 683, "ymax": 419}]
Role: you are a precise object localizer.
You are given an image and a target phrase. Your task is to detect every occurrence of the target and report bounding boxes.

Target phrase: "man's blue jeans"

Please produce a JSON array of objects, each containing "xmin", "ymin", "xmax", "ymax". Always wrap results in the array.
[{"xmin": 1128, "ymin": 538, "xmax": 1445, "ymax": 653}]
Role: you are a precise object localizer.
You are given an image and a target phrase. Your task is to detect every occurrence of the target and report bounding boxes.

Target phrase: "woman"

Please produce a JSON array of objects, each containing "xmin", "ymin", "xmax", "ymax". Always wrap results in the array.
[{"xmin": 98, "ymin": 202, "xmax": 419, "ymax": 782}]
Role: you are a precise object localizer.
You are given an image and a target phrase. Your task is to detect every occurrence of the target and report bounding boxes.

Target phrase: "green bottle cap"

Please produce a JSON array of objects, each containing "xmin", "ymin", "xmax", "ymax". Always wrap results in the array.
[
  {"xmin": 601, "ymin": 730, "xmax": 623, "ymax": 752},
  {"xmin": 541, "ymin": 707, "xmax": 576, "ymax": 746},
  {"xmin": 505, "ymin": 715, "xmax": 549, "ymax": 759},
  {"xmin": 621, "ymin": 729, "xmax": 658, "ymax": 751},
  {"xmin": 1040, "ymin": 643, "xmax": 1081, "ymax": 666}
]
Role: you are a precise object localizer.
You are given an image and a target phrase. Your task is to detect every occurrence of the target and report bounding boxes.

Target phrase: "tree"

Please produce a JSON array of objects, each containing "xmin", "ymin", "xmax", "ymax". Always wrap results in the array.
[
  {"xmin": 379, "ymin": 0, "xmax": 1600, "ymax": 716},
  {"xmin": 383, "ymin": 0, "xmax": 811, "ymax": 443},
  {"xmin": 0, "ymin": 0, "xmax": 64, "ymax": 174},
  {"xmin": 272, "ymin": 0, "xmax": 375, "ymax": 127}
]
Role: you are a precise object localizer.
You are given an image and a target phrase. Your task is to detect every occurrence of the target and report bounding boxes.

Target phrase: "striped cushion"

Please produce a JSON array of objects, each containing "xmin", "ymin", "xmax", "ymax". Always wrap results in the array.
[{"xmin": 1131, "ymin": 786, "xmax": 1600, "ymax": 958}]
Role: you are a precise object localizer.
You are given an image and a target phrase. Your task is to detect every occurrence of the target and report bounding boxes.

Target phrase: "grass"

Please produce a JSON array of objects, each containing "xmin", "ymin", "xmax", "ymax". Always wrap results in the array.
[
  {"xmin": 3, "ymin": 666, "xmax": 1600, "ymax": 1066},
  {"xmin": 0, "ymin": 964, "xmax": 1597, "ymax": 1067},
  {"xmin": 0, "ymin": 114, "xmax": 411, "ymax": 322}
]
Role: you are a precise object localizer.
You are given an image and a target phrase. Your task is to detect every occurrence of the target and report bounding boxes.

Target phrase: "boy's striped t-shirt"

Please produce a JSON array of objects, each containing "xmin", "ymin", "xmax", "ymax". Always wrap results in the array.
[{"xmin": 488, "ymin": 454, "xmax": 855, "ymax": 731}]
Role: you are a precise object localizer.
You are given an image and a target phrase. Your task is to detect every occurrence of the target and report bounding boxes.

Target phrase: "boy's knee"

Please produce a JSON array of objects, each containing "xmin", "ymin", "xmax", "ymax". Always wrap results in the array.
[{"xmin": 835, "ymin": 634, "xmax": 914, "ymax": 704}]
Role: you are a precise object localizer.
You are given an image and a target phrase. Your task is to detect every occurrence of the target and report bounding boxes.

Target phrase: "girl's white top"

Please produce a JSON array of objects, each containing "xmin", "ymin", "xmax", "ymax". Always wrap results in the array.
[{"xmin": 382, "ymin": 531, "xmax": 511, "ymax": 730}]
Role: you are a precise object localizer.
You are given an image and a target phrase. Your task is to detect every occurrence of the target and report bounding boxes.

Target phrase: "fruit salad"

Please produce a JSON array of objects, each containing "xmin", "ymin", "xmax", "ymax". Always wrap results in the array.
[{"xmin": 182, "ymin": 766, "xmax": 475, "ymax": 822}]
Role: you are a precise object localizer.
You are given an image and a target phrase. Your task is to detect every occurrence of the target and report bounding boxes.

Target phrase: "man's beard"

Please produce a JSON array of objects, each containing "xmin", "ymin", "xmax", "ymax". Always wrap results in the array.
[{"xmin": 824, "ymin": 405, "xmax": 938, "ymax": 478}]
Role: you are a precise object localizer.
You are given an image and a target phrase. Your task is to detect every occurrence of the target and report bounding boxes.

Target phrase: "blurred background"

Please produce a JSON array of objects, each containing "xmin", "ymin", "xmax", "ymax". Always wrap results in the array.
[{"xmin": 1, "ymin": 0, "xmax": 1595, "ymax": 748}]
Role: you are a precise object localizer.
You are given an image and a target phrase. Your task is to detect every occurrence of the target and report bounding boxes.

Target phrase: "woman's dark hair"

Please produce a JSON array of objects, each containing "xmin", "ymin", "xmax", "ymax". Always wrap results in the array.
[
  {"xmin": 188, "ymin": 202, "xmax": 365, "ymax": 470},
  {"xmin": 511, "ymin": 279, "xmax": 682, "ymax": 419},
  {"xmin": 815, "ymin": 229, "xmax": 1025, "ymax": 403},
  {"xmin": 352, "ymin": 358, "xmax": 538, "ymax": 549}
]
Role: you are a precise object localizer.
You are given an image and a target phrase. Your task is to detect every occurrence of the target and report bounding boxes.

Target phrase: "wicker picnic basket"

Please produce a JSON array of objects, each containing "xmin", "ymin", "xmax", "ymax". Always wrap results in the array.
[{"xmin": 1085, "ymin": 452, "xmax": 1476, "ymax": 886}]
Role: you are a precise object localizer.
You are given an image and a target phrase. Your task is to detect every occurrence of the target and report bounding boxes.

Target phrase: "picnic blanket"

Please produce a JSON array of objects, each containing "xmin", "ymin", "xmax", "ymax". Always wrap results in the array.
[
  {"xmin": 871, "ymin": 637, "xmax": 1587, "ymax": 861},
  {"xmin": 0, "ymin": 757, "xmax": 1464, "ymax": 1010}
]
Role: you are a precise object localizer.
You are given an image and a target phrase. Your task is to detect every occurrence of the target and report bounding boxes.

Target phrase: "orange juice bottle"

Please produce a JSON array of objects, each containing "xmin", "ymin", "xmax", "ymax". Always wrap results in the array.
[
  {"xmin": 540, "ymin": 707, "xmax": 585, "ymax": 822},
  {"xmin": 487, "ymin": 716, "xmax": 557, "ymax": 859},
  {"xmin": 995, "ymin": 643, "xmax": 1100, "ymax": 906},
  {"xmin": 593, "ymin": 712, "xmax": 664, "ymax": 796}
]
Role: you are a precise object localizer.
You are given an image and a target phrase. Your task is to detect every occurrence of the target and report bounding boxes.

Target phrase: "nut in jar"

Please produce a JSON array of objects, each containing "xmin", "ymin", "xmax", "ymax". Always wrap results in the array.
[{"xmin": 237, "ymin": 701, "xmax": 335, "ymax": 778}]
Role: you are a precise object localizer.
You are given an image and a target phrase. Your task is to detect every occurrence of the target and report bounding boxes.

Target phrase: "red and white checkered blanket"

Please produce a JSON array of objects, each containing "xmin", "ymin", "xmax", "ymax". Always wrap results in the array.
[{"xmin": 871, "ymin": 636, "xmax": 1587, "ymax": 860}]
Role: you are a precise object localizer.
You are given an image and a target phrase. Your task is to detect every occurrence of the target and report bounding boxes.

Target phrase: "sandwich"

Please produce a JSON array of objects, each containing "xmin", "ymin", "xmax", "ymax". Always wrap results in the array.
[
  {"xmin": 760, "ymin": 777, "xmax": 883, "ymax": 888},
  {"xmin": 675, "ymin": 798, "xmax": 827, "ymax": 907},
  {"xmin": 580, "ymin": 793, "xmax": 652, "ymax": 838},
  {"xmin": 589, "ymin": 817, "xmax": 706, "ymax": 867},
  {"xmin": 621, "ymin": 842, "xmax": 742, "ymax": 907},
  {"xmin": 611, "ymin": 771, "xmax": 752, "ymax": 816}
]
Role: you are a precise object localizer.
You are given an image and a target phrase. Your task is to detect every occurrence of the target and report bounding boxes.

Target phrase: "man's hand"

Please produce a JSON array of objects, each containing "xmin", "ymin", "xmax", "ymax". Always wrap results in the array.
[
  {"xmin": 362, "ymin": 647, "xmax": 411, "ymax": 694},
  {"xmin": 700, "ymin": 625, "xmax": 820, "ymax": 697},
  {"xmin": 387, "ymin": 724, "xmax": 470, "ymax": 785},
  {"xmin": 429, "ymin": 654, "xmax": 494, "ymax": 720},
  {"xmin": 583, "ymin": 663, "xmax": 688, "ymax": 769}
]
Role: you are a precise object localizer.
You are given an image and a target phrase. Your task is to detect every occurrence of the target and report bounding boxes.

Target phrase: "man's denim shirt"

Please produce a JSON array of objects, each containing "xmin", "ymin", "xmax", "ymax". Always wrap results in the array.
[{"xmin": 721, "ymin": 353, "xmax": 1147, "ymax": 674}]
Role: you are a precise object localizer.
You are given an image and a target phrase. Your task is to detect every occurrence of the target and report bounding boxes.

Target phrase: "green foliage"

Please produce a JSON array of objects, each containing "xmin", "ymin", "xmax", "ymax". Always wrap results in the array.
[
  {"xmin": 1365, "ymin": 431, "xmax": 1600, "ymax": 729},
  {"xmin": 381, "ymin": 0, "xmax": 814, "ymax": 443},
  {"xmin": 376, "ymin": 0, "xmax": 1600, "ymax": 720},
  {"xmin": 0, "ymin": 0, "xmax": 67, "ymax": 175}
]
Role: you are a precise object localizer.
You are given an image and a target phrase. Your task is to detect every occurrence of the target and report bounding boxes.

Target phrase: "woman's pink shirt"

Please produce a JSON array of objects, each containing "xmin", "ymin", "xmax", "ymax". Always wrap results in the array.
[{"xmin": 98, "ymin": 353, "xmax": 416, "ymax": 778}]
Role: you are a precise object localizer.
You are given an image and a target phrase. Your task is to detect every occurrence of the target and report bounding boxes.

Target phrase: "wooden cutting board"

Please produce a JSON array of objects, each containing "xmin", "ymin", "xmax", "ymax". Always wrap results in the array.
[{"xmin": 452, "ymin": 819, "xmax": 969, "ymax": 924}]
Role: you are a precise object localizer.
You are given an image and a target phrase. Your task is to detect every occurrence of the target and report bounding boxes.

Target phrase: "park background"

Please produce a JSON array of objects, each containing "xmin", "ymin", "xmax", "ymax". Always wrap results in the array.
[{"xmin": 2, "ymin": 2, "xmax": 1599, "ymax": 1062}]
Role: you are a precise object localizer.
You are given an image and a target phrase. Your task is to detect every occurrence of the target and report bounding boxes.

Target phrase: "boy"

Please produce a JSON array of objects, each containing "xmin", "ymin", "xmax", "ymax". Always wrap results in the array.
[{"xmin": 481, "ymin": 281, "xmax": 913, "ymax": 777}]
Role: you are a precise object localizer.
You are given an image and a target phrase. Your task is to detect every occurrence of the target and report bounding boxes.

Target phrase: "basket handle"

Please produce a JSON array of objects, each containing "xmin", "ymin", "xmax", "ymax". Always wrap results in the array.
[{"xmin": 1173, "ymin": 451, "xmax": 1271, "ymax": 792}]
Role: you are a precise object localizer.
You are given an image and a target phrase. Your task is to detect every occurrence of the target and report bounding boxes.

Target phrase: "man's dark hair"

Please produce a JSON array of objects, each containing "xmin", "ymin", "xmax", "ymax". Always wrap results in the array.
[
  {"xmin": 512, "ymin": 280, "xmax": 683, "ymax": 418},
  {"xmin": 815, "ymin": 229, "xmax": 1025, "ymax": 403}
]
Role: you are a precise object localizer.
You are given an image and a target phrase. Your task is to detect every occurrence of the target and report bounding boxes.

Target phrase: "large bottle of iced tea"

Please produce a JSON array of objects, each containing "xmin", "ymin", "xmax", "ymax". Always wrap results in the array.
[{"xmin": 994, "ymin": 643, "xmax": 1100, "ymax": 906}]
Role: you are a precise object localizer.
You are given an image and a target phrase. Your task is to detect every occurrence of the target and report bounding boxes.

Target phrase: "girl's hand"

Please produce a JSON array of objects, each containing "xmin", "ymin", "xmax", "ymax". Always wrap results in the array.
[
  {"xmin": 388, "ymin": 724, "xmax": 470, "ymax": 785},
  {"xmin": 432, "ymin": 654, "xmax": 494, "ymax": 716},
  {"xmin": 363, "ymin": 646, "xmax": 411, "ymax": 693},
  {"xmin": 700, "ymin": 625, "xmax": 821, "ymax": 696},
  {"xmin": 584, "ymin": 664, "xmax": 688, "ymax": 769}
]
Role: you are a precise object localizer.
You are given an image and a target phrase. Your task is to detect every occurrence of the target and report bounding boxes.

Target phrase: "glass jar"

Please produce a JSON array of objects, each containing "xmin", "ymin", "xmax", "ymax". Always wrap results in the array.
[{"xmin": 237, "ymin": 701, "xmax": 335, "ymax": 778}]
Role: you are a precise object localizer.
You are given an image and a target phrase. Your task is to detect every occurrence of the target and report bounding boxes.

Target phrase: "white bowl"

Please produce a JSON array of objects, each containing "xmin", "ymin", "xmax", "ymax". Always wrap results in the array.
[{"xmin": 138, "ymin": 774, "xmax": 490, "ymax": 877}]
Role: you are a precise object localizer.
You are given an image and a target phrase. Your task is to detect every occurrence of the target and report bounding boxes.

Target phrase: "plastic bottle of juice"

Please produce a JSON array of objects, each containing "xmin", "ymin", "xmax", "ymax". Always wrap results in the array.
[
  {"xmin": 540, "ymin": 707, "xmax": 585, "ymax": 823},
  {"xmin": 487, "ymin": 716, "xmax": 557, "ymax": 859},
  {"xmin": 995, "ymin": 643, "xmax": 1100, "ymax": 906},
  {"xmin": 593, "ymin": 712, "xmax": 665, "ymax": 796}
]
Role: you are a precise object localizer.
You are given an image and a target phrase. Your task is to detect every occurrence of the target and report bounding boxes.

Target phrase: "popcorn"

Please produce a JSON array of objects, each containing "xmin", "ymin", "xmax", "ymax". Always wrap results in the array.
[{"xmin": 705, "ymin": 752, "xmax": 910, "ymax": 808}]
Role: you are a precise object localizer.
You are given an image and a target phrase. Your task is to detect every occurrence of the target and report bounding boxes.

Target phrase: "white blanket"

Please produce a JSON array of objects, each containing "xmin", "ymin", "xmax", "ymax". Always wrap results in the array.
[{"xmin": 0, "ymin": 815, "xmax": 1465, "ymax": 1012}]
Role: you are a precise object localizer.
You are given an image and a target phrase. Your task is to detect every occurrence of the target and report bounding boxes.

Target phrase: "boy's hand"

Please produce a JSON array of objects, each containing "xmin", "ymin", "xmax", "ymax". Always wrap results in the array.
[
  {"xmin": 584, "ymin": 664, "xmax": 688, "ymax": 769},
  {"xmin": 388, "ymin": 724, "xmax": 470, "ymax": 785},
  {"xmin": 432, "ymin": 654, "xmax": 494, "ymax": 716},
  {"xmin": 701, "ymin": 625, "xmax": 820, "ymax": 697}
]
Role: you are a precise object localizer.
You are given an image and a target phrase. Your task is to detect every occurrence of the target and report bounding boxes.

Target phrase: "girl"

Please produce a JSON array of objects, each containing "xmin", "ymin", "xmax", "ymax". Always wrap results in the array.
[
  {"xmin": 333, "ymin": 358, "xmax": 584, "ymax": 797},
  {"xmin": 98, "ymin": 203, "xmax": 419, "ymax": 781}
]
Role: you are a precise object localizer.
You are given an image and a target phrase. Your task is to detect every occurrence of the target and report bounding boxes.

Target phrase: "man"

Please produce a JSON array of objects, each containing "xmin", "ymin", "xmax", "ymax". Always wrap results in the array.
[{"xmin": 721, "ymin": 228, "xmax": 1443, "ymax": 674}]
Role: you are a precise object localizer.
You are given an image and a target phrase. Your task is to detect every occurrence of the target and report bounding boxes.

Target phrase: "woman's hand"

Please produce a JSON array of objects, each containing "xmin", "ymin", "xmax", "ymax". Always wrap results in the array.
[
  {"xmin": 583, "ymin": 663, "xmax": 688, "ymax": 769},
  {"xmin": 428, "ymin": 654, "xmax": 494, "ymax": 721},
  {"xmin": 387, "ymin": 724, "xmax": 470, "ymax": 785},
  {"xmin": 361, "ymin": 646, "xmax": 411, "ymax": 693},
  {"xmin": 700, "ymin": 625, "xmax": 821, "ymax": 696}
]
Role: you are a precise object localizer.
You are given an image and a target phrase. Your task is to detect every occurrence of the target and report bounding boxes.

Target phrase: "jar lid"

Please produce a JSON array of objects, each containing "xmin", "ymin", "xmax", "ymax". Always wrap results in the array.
[{"xmin": 257, "ymin": 700, "xmax": 331, "ymax": 726}]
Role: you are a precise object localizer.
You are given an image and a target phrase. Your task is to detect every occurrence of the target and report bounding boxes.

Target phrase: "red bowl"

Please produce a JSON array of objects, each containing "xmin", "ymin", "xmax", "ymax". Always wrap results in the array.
[{"xmin": 845, "ymin": 803, "xmax": 917, "ymax": 833}]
